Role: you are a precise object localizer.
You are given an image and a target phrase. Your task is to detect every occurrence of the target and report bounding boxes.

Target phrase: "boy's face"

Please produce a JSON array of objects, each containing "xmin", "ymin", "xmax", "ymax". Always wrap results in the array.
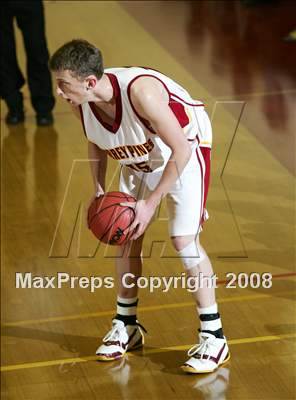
[{"xmin": 54, "ymin": 70, "xmax": 90, "ymax": 106}]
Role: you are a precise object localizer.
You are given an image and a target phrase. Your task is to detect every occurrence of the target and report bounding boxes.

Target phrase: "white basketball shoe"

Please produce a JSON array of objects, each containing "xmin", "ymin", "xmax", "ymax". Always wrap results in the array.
[
  {"xmin": 96, "ymin": 319, "xmax": 146, "ymax": 361},
  {"xmin": 181, "ymin": 331, "xmax": 230, "ymax": 374}
]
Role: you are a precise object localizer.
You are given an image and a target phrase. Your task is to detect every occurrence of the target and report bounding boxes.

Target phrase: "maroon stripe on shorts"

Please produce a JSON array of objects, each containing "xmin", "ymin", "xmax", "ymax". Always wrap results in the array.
[{"xmin": 195, "ymin": 148, "xmax": 205, "ymax": 232}]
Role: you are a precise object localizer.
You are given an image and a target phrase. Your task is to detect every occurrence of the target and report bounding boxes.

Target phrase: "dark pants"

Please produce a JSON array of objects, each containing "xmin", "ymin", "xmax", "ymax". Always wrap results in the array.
[{"xmin": 0, "ymin": 1, "xmax": 55, "ymax": 114}]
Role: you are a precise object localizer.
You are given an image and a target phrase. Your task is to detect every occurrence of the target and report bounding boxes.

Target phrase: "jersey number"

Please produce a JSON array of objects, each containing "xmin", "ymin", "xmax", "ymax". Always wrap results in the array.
[{"xmin": 127, "ymin": 161, "xmax": 153, "ymax": 173}]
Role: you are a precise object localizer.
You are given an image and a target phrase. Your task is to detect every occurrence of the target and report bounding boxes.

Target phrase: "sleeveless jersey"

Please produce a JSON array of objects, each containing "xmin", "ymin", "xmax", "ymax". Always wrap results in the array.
[{"xmin": 79, "ymin": 67, "xmax": 212, "ymax": 173}]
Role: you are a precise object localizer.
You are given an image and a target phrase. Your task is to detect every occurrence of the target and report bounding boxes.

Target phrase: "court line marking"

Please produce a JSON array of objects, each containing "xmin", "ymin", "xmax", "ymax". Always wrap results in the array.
[
  {"xmin": 2, "ymin": 285, "xmax": 295, "ymax": 327},
  {"xmin": 1, "ymin": 332, "xmax": 295, "ymax": 372}
]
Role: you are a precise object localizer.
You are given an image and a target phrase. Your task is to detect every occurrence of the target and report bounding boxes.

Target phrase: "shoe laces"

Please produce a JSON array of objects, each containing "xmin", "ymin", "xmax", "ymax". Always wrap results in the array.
[
  {"xmin": 103, "ymin": 320, "xmax": 147, "ymax": 343},
  {"xmin": 103, "ymin": 321, "xmax": 126, "ymax": 343},
  {"xmin": 135, "ymin": 321, "xmax": 147, "ymax": 334},
  {"xmin": 187, "ymin": 334, "xmax": 215, "ymax": 359}
]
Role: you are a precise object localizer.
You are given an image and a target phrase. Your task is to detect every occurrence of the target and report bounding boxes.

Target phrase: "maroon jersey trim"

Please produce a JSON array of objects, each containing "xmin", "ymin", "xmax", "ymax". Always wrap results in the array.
[
  {"xmin": 127, "ymin": 74, "xmax": 202, "ymax": 135},
  {"xmin": 88, "ymin": 73, "xmax": 122, "ymax": 134},
  {"xmin": 170, "ymin": 93, "xmax": 205, "ymax": 107}
]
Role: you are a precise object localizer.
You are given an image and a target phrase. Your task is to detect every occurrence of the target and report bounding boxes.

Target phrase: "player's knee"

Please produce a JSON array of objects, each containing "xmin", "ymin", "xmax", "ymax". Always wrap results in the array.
[
  {"xmin": 172, "ymin": 236, "xmax": 206, "ymax": 271},
  {"xmin": 171, "ymin": 235, "xmax": 194, "ymax": 252}
]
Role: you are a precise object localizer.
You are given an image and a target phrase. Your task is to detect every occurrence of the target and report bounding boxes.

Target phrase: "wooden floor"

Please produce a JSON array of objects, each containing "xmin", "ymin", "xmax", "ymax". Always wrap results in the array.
[{"xmin": 1, "ymin": 1, "xmax": 295, "ymax": 399}]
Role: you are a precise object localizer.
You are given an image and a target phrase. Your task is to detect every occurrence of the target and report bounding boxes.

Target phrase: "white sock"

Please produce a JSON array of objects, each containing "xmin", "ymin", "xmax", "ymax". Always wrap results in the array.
[
  {"xmin": 197, "ymin": 303, "xmax": 218, "ymax": 315},
  {"xmin": 117, "ymin": 296, "xmax": 138, "ymax": 317}
]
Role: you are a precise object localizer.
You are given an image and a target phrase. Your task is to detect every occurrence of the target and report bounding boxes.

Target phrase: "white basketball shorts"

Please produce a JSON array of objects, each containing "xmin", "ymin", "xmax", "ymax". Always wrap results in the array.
[{"xmin": 119, "ymin": 143, "xmax": 211, "ymax": 237}]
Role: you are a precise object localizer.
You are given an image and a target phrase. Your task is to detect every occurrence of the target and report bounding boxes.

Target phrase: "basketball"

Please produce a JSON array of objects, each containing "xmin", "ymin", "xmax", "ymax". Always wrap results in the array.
[{"xmin": 87, "ymin": 191, "xmax": 136, "ymax": 245}]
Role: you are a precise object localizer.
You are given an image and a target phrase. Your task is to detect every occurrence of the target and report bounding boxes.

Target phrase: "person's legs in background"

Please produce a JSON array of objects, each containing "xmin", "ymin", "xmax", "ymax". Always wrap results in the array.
[
  {"xmin": 16, "ymin": 1, "xmax": 55, "ymax": 126},
  {"xmin": 0, "ymin": 2, "xmax": 25, "ymax": 125}
]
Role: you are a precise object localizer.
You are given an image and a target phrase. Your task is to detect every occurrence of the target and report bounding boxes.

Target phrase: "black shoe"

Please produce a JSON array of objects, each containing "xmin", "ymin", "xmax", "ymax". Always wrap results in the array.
[
  {"xmin": 5, "ymin": 110, "xmax": 25, "ymax": 125},
  {"xmin": 36, "ymin": 112, "xmax": 54, "ymax": 126},
  {"xmin": 5, "ymin": 91, "xmax": 24, "ymax": 125}
]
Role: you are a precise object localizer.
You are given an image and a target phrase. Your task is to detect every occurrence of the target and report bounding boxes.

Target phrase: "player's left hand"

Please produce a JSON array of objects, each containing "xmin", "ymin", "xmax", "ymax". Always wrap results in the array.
[{"xmin": 120, "ymin": 199, "xmax": 156, "ymax": 241}]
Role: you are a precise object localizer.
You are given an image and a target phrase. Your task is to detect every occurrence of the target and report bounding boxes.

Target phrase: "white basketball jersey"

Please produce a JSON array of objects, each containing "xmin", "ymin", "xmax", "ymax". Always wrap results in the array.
[{"xmin": 79, "ymin": 67, "xmax": 212, "ymax": 173}]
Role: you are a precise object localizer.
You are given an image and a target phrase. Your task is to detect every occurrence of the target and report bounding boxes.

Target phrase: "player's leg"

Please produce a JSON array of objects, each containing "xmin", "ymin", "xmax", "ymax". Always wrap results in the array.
[
  {"xmin": 116, "ymin": 233, "xmax": 144, "ymax": 299},
  {"xmin": 166, "ymin": 148, "xmax": 229, "ymax": 373},
  {"xmin": 114, "ymin": 235, "xmax": 145, "ymax": 328},
  {"xmin": 96, "ymin": 168, "xmax": 148, "ymax": 361},
  {"xmin": 170, "ymin": 234, "xmax": 229, "ymax": 373},
  {"xmin": 96, "ymin": 235, "xmax": 146, "ymax": 361},
  {"xmin": 171, "ymin": 234, "xmax": 216, "ymax": 308}
]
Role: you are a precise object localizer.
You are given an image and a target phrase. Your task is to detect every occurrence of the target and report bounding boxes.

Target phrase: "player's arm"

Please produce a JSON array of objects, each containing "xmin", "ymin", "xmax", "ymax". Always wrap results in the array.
[
  {"xmin": 70, "ymin": 104, "xmax": 107, "ymax": 195},
  {"xmin": 131, "ymin": 78, "xmax": 192, "ymax": 207},
  {"xmin": 124, "ymin": 78, "xmax": 192, "ymax": 240},
  {"xmin": 88, "ymin": 141, "xmax": 107, "ymax": 195}
]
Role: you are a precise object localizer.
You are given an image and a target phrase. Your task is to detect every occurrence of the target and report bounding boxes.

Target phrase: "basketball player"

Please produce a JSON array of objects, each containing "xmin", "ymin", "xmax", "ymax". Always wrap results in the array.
[{"xmin": 50, "ymin": 39, "xmax": 230, "ymax": 374}]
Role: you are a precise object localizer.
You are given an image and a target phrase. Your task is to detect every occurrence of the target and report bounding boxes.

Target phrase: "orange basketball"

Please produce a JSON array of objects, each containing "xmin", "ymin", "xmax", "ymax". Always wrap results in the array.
[{"xmin": 87, "ymin": 191, "xmax": 136, "ymax": 245}]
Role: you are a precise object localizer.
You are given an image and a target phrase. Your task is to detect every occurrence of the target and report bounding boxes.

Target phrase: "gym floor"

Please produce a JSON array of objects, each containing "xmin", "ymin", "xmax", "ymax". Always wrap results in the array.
[{"xmin": 1, "ymin": 1, "xmax": 295, "ymax": 399}]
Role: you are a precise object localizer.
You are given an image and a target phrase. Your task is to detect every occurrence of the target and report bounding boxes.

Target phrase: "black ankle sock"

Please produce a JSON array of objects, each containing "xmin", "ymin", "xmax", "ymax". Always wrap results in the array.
[
  {"xmin": 199, "ymin": 312, "xmax": 220, "ymax": 321},
  {"xmin": 115, "ymin": 314, "xmax": 137, "ymax": 325},
  {"xmin": 201, "ymin": 328, "xmax": 224, "ymax": 339},
  {"xmin": 116, "ymin": 297, "xmax": 138, "ymax": 326},
  {"xmin": 199, "ymin": 313, "xmax": 224, "ymax": 338}
]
